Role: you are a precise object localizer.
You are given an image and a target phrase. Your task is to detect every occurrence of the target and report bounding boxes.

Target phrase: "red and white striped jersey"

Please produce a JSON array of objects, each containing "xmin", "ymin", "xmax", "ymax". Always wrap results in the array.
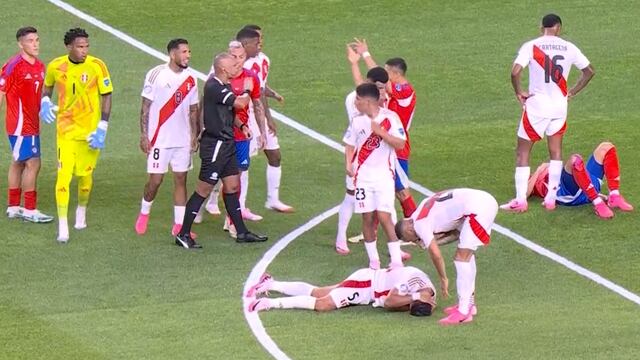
[
  {"xmin": 141, "ymin": 64, "xmax": 198, "ymax": 148},
  {"xmin": 243, "ymin": 52, "xmax": 270, "ymax": 89},
  {"xmin": 388, "ymin": 82, "xmax": 415, "ymax": 160},
  {"xmin": 514, "ymin": 35, "xmax": 590, "ymax": 119},
  {"xmin": 372, "ymin": 266, "xmax": 435, "ymax": 306},
  {"xmin": 0, "ymin": 54, "xmax": 45, "ymax": 136},
  {"xmin": 343, "ymin": 107, "xmax": 405, "ymax": 187}
]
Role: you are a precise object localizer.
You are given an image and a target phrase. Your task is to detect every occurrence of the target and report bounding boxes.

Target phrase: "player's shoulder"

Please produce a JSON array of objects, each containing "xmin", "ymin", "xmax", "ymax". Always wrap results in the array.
[
  {"xmin": 260, "ymin": 52, "xmax": 271, "ymax": 63},
  {"xmin": 145, "ymin": 64, "xmax": 167, "ymax": 83},
  {"xmin": 381, "ymin": 107, "xmax": 401, "ymax": 120},
  {"xmin": 1, "ymin": 54, "xmax": 24, "ymax": 75},
  {"xmin": 86, "ymin": 55, "xmax": 110, "ymax": 73},
  {"xmin": 345, "ymin": 90, "xmax": 356, "ymax": 102}
]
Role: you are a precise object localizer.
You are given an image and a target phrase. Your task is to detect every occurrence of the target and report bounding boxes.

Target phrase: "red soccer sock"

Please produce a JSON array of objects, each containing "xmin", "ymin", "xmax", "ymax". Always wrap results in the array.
[
  {"xmin": 24, "ymin": 191, "xmax": 37, "ymax": 211},
  {"xmin": 571, "ymin": 157, "xmax": 598, "ymax": 202},
  {"xmin": 400, "ymin": 195, "xmax": 417, "ymax": 217},
  {"xmin": 8, "ymin": 188, "xmax": 21, "ymax": 207},
  {"xmin": 603, "ymin": 146, "xmax": 620, "ymax": 191}
]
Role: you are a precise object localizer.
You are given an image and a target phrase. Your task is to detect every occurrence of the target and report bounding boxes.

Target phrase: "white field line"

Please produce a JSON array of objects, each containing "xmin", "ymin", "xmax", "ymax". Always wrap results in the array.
[{"xmin": 46, "ymin": 1, "xmax": 640, "ymax": 358}]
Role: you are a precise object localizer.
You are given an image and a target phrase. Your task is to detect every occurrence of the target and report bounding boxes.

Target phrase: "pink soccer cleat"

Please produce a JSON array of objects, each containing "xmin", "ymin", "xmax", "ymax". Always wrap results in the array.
[
  {"xmin": 444, "ymin": 304, "xmax": 478, "ymax": 316},
  {"xmin": 171, "ymin": 224, "xmax": 198, "ymax": 239},
  {"xmin": 439, "ymin": 309, "xmax": 474, "ymax": 325},
  {"xmin": 593, "ymin": 202, "xmax": 614, "ymax": 219},
  {"xmin": 542, "ymin": 199, "xmax": 556, "ymax": 211},
  {"xmin": 401, "ymin": 250, "xmax": 412, "ymax": 261},
  {"xmin": 335, "ymin": 242, "xmax": 350, "ymax": 255},
  {"xmin": 135, "ymin": 213, "xmax": 149, "ymax": 235},
  {"xmin": 248, "ymin": 298, "xmax": 272, "ymax": 312},
  {"xmin": 265, "ymin": 200, "xmax": 295, "ymax": 213},
  {"xmin": 246, "ymin": 273, "xmax": 273, "ymax": 297},
  {"xmin": 499, "ymin": 199, "xmax": 528, "ymax": 213},
  {"xmin": 608, "ymin": 194, "xmax": 634, "ymax": 212},
  {"xmin": 242, "ymin": 208, "xmax": 263, "ymax": 221}
]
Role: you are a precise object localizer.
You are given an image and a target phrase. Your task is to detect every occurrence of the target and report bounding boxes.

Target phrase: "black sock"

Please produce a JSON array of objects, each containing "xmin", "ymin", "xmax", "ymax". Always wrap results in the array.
[
  {"xmin": 223, "ymin": 192, "xmax": 248, "ymax": 234},
  {"xmin": 179, "ymin": 192, "xmax": 206, "ymax": 236}
]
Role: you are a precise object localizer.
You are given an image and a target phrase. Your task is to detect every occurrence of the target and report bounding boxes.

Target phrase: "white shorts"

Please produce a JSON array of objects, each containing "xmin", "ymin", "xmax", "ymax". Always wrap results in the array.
[
  {"xmin": 263, "ymin": 127, "xmax": 280, "ymax": 150},
  {"xmin": 147, "ymin": 146, "xmax": 192, "ymax": 174},
  {"xmin": 329, "ymin": 268, "xmax": 374, "ymax": 308},
  {"xmin": 458, "ymin": 191, "xmax": 498, "ymax": 251},
  {"xmin": 353, "ymin": 181, "xmax": 395, "ymax": 214},
  {"xmin": 517, "ymin": 109, "xmax": 566, "ymax": 142}
]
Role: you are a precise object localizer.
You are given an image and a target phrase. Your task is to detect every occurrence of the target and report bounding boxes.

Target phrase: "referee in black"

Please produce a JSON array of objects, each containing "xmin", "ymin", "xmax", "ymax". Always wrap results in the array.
[{"xmin": 175, "ymin": 52, "xmax": 267, "ymax": 249}]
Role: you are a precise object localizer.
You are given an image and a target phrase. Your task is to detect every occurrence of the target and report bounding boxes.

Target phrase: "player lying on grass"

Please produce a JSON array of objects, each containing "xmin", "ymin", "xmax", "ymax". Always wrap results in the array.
[
  {"xmin": 247, "ymin": 266, "xmax": 436, "ymax": 316},
  {"xmin": 525, "ymin": 141, "xmax": 633, "ymax": 218},
  {"xmin": 395, "ymin": 188, "xmax": 498, "ymax": 325}
]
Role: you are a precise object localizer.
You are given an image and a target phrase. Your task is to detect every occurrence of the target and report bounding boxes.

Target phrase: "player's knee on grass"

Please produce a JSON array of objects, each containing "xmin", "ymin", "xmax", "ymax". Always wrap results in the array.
[
  {"xmin": 265, "ymin": 149, "xmax": 281, "ymax": 167},
  {"xmin": 593, "ymin": 142, "xmax": 614, "ymax": 163},
  {"xmin": 314, "ymin": 296, "xmax": 336, "ymax": 312}
]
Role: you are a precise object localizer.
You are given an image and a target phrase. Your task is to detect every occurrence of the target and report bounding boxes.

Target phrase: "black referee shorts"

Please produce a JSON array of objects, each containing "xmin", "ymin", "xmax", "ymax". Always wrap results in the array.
[{"xmin": 198, "ymin": 137, "xmax": 239, "ymax": 184}]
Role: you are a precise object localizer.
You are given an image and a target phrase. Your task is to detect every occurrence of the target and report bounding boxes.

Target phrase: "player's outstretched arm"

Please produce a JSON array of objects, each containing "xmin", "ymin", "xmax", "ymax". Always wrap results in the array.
[
  {"xmin": 352, "ymin": 38, "xmax": 377, "ymax": 69},
  {"xmin": 568, "ymin": 64, "xmax": 595, "ymax": 98},
  {"xmin": 428, "ymin": 240, "xmax": 449, "ymax": 298},
  {"xmin": 346, "ymin": 44, "xmax": 364, "ymax": 86}
]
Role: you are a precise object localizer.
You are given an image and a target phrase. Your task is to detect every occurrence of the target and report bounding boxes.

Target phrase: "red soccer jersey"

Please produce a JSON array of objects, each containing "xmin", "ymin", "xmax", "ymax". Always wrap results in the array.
[
  {"xmin": 0, "ymin": 54, "xmax": 45, "ymax": 136},
  {"xmin": 229, "ymin": 69, "xmax": 261, "ymax": 141},
  {"xmin": 388, "ymin": 82, "xmax": 416, "ymax": 160}
]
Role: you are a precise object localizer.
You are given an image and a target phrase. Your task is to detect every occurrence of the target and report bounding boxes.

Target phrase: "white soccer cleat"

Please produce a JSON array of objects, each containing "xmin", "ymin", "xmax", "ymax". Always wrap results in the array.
[
  {"xmin": 74, "ymin": 206, "xmax": 87, "ymax": 229},
  {"xmin": 265, "ymin": 200, "xmax": 295, "ymax": 213},
  {"xmin": 242, "ymin": 208, "xmax": 263, "ymax": 221},
  {"xmin": 206, "ymin": 203, "xmax": 221, "ymax": 216},
  {"xmin": 194, "ymin": 207, "xmax": 204, "ymax": 224},
  {"xmin": 347, "ymin": 233, "xmax": 364, "ymax": 244},
  {"xmin": 6, "ymin": 206, "xmax": 23, "ymax": 219},
  {"xmin": 246, "ymin": 273, "xmax": 273, "ymax": 297},
  {"xmin": 58, "ymin": 219, "xmax": 69, "ymax": 244},
  {"xmin": 223, "ymin": 216, "xmax": 237, "ymax": 238},
  {"xmin": 22, "ymin": 209, "xmax": 54, "ymax": 223}
]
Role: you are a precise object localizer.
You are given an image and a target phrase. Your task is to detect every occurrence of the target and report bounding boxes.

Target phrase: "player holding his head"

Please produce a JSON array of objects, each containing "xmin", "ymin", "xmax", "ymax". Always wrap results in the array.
[
  {"xmin": 1, "ymin": 27, "xmax": 53, "ymax": 222},
  {"xmin": 527, "ymin": 142, "xmax": 633, "ymax": 218},
  {"xmin": 351, "ymin": 39, "xmax": 419, "ymax": 220},
  {"xmin": 41, "ymin": 28, "xmax": 113, "ymax": 243},
  {"xmin": 343, "ymin": 83, "xmax": 406, "ymax": 269},
  {"xmin": 134, "ymin": 39, "xmax": 199, "ymax": 237},
  {"xmin": 396, "ymin": 188, "xmax": 499, "ymax": 325},
  {"xmin": 247, "ymin": 266, "xmax": 436, "ymax": 317},
  {"xmin": 502, "ymin": 14, "xmax": 595, "ymax": 212}
]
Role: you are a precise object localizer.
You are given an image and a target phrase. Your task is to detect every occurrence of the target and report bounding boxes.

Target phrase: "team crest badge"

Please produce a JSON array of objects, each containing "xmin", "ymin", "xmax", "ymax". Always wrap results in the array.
[
  {"xmin": 80, "ymin": 73, "xmax": 89, "ymax": 83},
  {"xmin": 395, "ymin": 83, "xmax": 402, "ymax": 91}
]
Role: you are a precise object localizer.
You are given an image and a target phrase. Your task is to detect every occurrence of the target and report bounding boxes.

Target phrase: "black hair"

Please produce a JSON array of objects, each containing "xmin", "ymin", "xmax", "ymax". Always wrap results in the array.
[
  {"xmin": 394, "ymin": 221, "xmax": 404, "ymax": 241},
  {"xmin": 409, "ymin": 300, "xmax": 433, "ymax": 317},
  {"xmin": 242, "ymin": 24, "xmax": 262, "ymax": 32},
  {"xmin": 385, "ymin": 57, "xmax": 408, "ymax": 75},
  {"xmin": 366, "ymin": 67, "xmax": 389, "ymax": 84},
  {"xmin": 355, "ymin": 83, "xmax": 380, "ymax": 100},
  {"xmin": 167, "ymin": 38, "xmax": 189, "ymax": 53},
  {"xmin": 236, "ymin": 28, "xmax": 260, "ymax": 42},
  {"xmin": 542, "ymin": 14, "xmax": 562, "ymax": 28},
  {"xmin": 16, "ymin": 26, "xmax": 37, "ymax": 41},
  {"xmin": 64, "ymin": 28, "xmax": 89, "ymax": 46}
]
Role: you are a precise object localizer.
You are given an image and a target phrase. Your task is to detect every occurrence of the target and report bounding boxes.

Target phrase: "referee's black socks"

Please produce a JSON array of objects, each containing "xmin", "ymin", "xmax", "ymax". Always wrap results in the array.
[
  {"xmin": 179, "ymin": 192, "xmax": 206, "ymax": 236},
  {"xmin": 223, "ymin": 192, "xmax": 248, "ymax": 234}
]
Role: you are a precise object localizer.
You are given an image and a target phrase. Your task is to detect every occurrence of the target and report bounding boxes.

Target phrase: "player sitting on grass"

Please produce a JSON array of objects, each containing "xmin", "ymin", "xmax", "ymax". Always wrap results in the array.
[
  {"xmin": 247, "ymin": 266, "xmax": 436, "ymax": 316},
  {"xmin": 526, "ymin": 141, "xmax": 633, "ymax": 218}
]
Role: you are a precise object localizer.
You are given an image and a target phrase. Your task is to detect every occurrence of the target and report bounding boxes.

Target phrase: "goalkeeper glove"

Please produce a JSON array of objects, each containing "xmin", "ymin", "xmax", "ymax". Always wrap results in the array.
[
  {"xmin": 39, "ymin": 96, "xmax": 58, "ymax": 124},
  {"xmin": 87, "ymin": 120, "xmax": 109, "ymax": 149}
]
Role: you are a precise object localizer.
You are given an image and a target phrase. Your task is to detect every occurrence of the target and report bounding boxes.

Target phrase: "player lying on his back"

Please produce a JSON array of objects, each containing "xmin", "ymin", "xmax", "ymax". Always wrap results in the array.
[
  {"xmin": 396, "ymin": 188, "xmax": 499, "ymax": 325},
  {"xmin": 526, "ymin": 141, "xmax": 633, "ymax": 218},
  {"xmin": 247, "ymin": 266, "xmax": 436, "ymax": 316}
]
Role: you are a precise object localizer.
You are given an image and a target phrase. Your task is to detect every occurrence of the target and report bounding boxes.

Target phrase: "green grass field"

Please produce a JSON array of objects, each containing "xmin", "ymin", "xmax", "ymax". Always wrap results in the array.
[{"xmin": 1, "ymin": 0, "xmax": 639, "ymax": 359}]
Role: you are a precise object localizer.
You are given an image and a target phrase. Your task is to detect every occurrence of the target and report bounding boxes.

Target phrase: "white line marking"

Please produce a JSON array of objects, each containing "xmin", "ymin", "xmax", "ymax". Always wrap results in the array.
[
  {"xmin": 242, "ymin": 205, "xmax": 340, "ymax": 360},
  {"xmin": 46, "ymin": 1, "xmax": 640, "ymax": 358}
]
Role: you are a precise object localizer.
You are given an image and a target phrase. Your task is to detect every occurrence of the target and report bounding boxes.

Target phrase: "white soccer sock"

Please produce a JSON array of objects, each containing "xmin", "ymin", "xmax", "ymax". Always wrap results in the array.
[
  {"xmin": 610, "ymin": 189, "xmax": 620, "ymax": 196},
  {"xmin": 454, "ymin": 260, "xmax": 476, "ymax": 316},
  {"xmin": 75, "ymin": 206, "xmax": 87, "ymax": 228},
  {"xmin": 336, "ymin": 193, "xmax": 355, "ymax": 244},
  {"xmin": 239, "ymin": 170, "xmax": 249, "ymax": 209},
  {"xmin": 470, "ymin": 255, "xmax": 477, "ymax": 305},
  {"xmin": 58, "ymin": 218, "xmax": 69, "ymax": 240},
  {"xmin": 272, "ymin": 296, "xmax": 316, "ymax": 310},
  {"xmin": 388, "ymin": 241, "xmax": 402, "ymax": 265},
  {"xmin": 545, "ymin": 160, "xmax": 563, "ymax": 203},
  {"xmin": 364, "ymin": 240, "xmax": 380, "ymax": 263},
  {"xmin": 515, "ymin": 166, "xmax": 530, "ymax": 201},
  {"xmin": 266, "ymin": 165, "xmax": 281, "ymax": 203},
  {"xmin": 174, "ymin": 206, "xmax": 185, "ymax": 225},
  {"xmin": 140, "ymin": 198, "xmax": 153, "ymax": 215},
  {"xmin": 270, "ymin": 281, "xmax": 315, "ymax": 296},
  {"xmin": 391, "ymin": 208, "xmax": 398, "ymax": 224}
]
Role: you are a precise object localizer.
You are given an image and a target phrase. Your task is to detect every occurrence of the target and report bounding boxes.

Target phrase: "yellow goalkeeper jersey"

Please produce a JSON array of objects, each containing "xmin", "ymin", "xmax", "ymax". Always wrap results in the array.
[{"xmin": 44, "ymin": 55, "xmax": 113, "ymax": 141}]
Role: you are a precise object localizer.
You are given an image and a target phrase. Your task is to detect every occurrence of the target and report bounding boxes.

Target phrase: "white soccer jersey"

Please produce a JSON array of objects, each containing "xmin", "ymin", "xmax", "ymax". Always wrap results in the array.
[
  {"xmin": 141, "ymin": 64, "xmax": 198, "ymax": 148},
  {"xmin": 244, "ymin": 52, "xmax": 270, "ymax": 89},
  {"xmin": 371, "ymin": 266, "xmax": 435, "ymax": 307},
  {"xmin": 514, "ymin": 35, "xmax": 590, "ymax": 119},
  {"xmin": 345, "ymin": 90, "xmax": 360, "ymax": 123},
  {"xmin": 411, "ymin": 188, "xmax": 497, "ymax": 248},
  {"xmin": 343, "ymin": 108, "xmax": 405, "ymax": 187}
]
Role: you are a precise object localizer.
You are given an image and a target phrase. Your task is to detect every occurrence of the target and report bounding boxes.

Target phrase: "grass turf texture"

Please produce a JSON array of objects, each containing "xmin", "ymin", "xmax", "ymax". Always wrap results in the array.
[{"xmin": 0, "ymin": 0, "xmax": 638, "ymax": 358}]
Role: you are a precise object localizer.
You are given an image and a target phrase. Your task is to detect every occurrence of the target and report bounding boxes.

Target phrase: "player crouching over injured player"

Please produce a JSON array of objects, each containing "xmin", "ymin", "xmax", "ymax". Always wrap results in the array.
[
  {"xmin": 526, "ymin": 141, "xmax": 633, "ymax": 218},
  {"xmin": 247, "ymin": 266, "xmax": 436, "ymax": 316}
]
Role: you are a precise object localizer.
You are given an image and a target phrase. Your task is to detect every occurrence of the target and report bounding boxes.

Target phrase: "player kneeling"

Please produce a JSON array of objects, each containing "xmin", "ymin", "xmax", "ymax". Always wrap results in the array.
[{"xmin": 247, "ymin": 266, "xmax": 436, "ymax": 316}]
